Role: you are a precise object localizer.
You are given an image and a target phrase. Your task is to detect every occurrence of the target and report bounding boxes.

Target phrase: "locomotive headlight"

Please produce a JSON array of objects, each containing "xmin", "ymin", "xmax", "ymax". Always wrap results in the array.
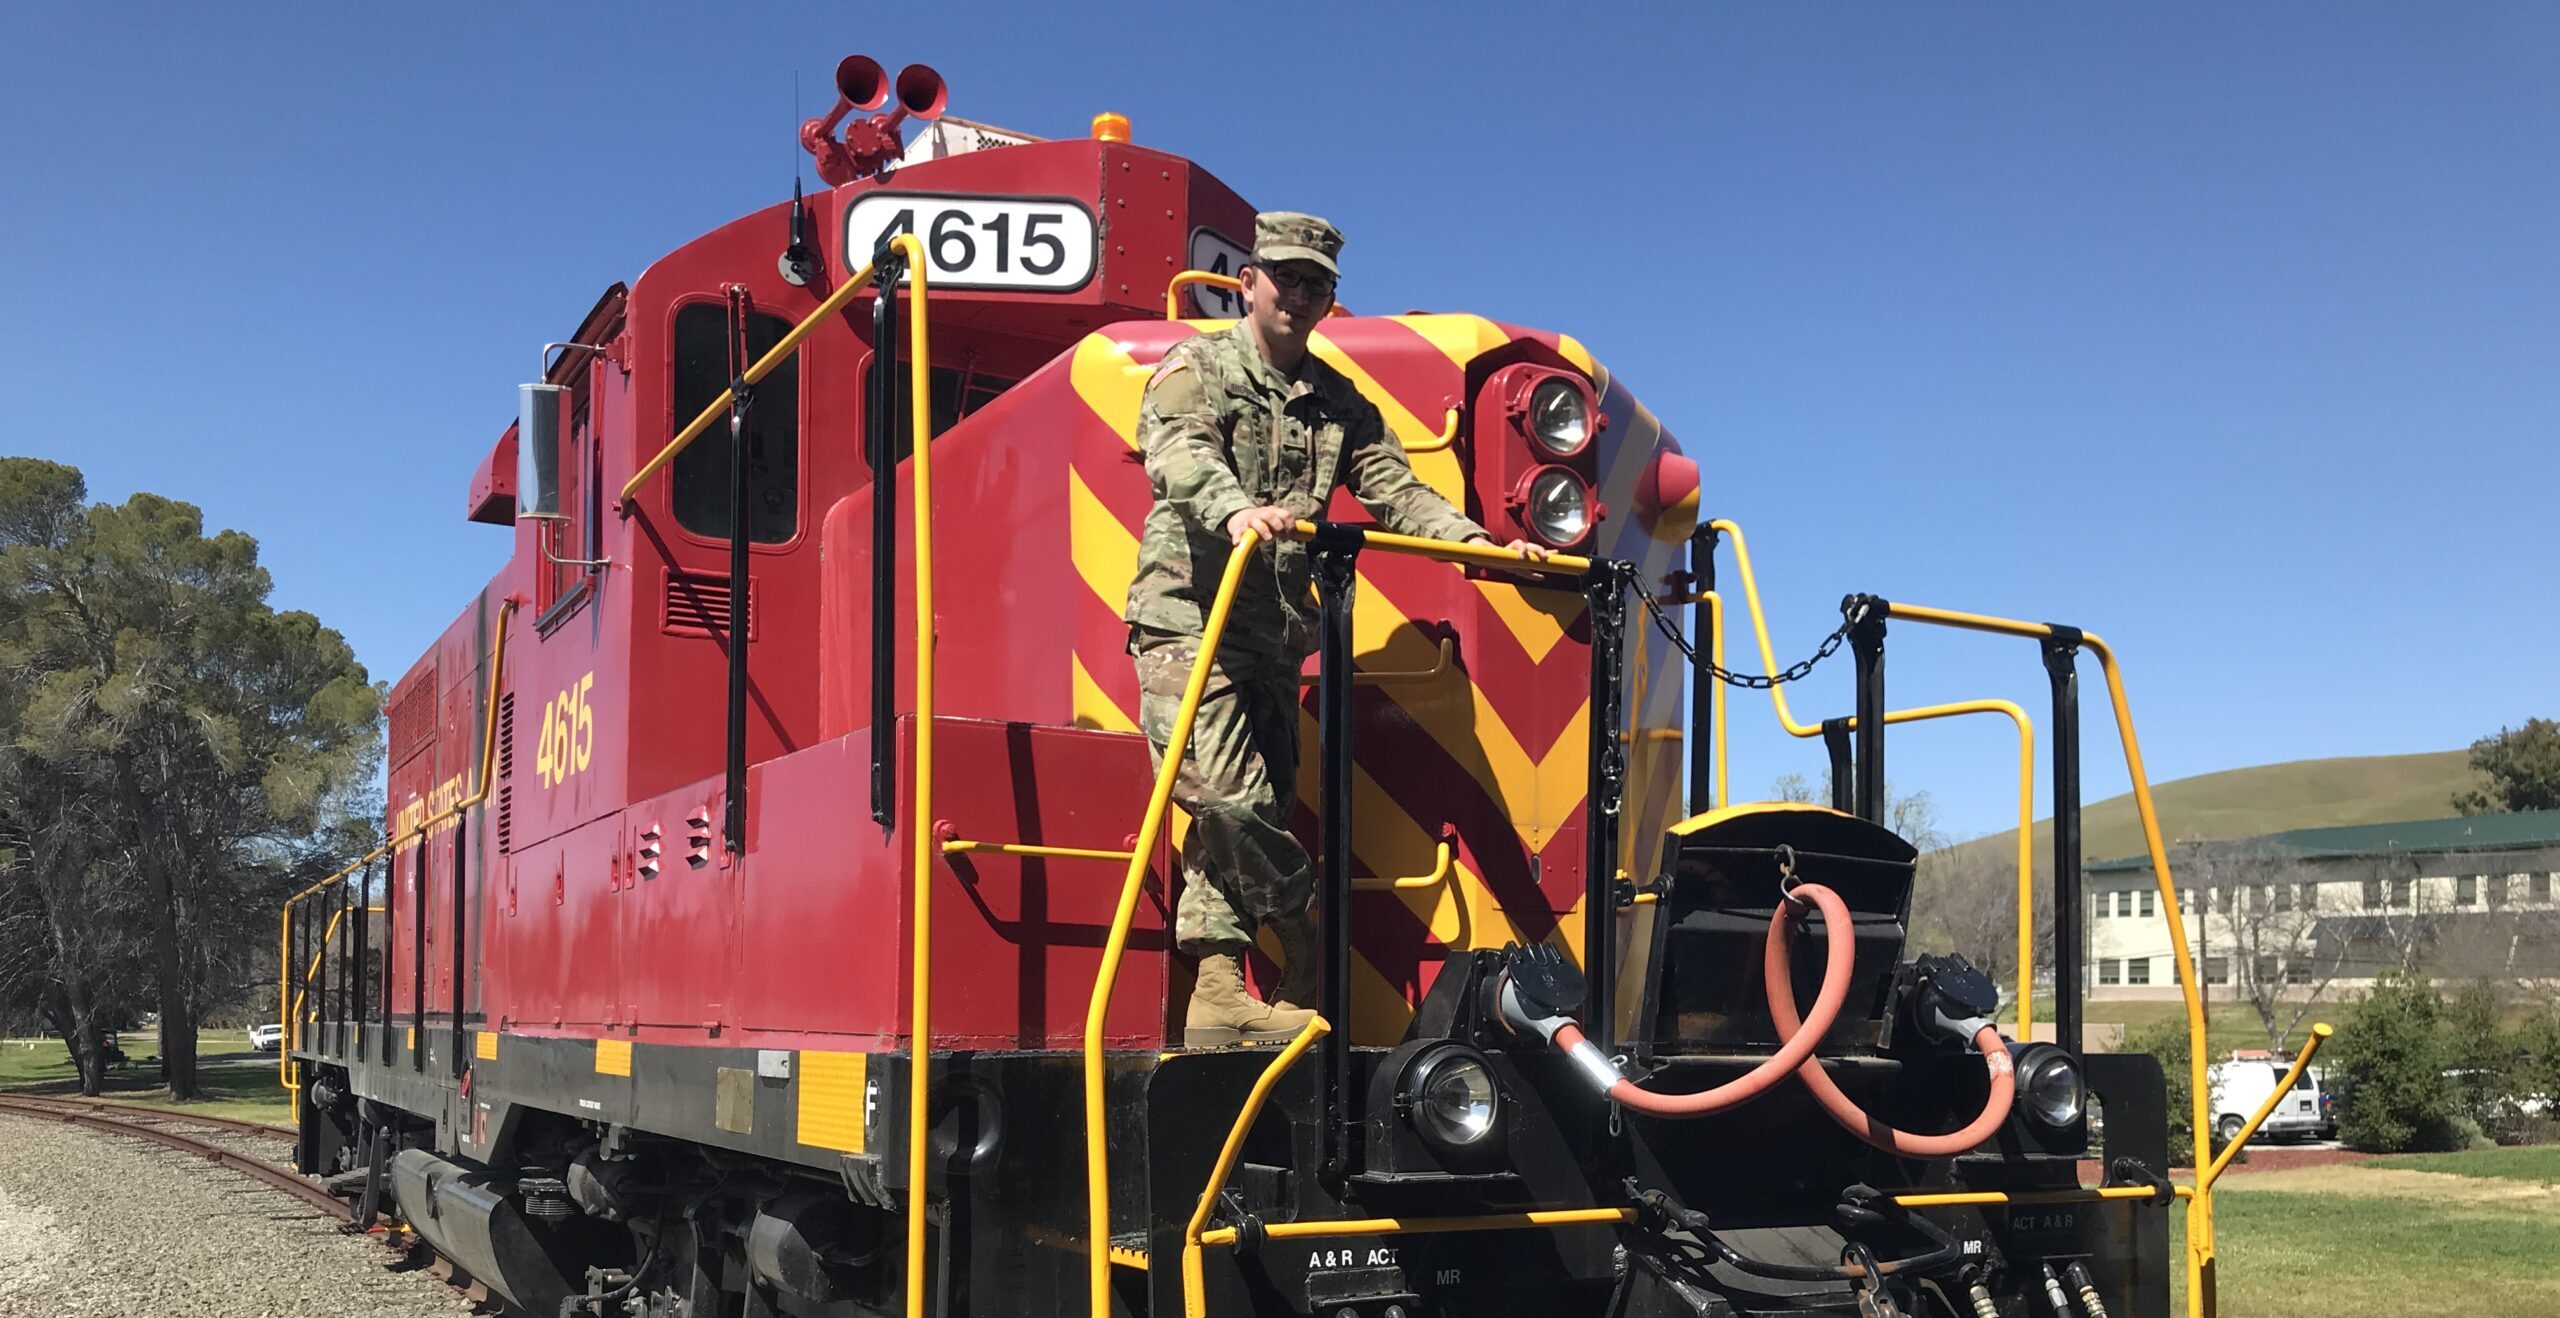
[
  {"xmin": 1397, "ymin": 1043, "xmax": 1505, "ymax": 1158},
  {"xmin": 1526, "ymin": 377, "xmax": 1593, "ymax": 457},
  {"xmin": 2015, "ymin": 1045, "xmax": 2085, "ymax": 1128},
  {"xmin": 1522, "ymin": 467, "xmax": 1592, "ymax": 546}
]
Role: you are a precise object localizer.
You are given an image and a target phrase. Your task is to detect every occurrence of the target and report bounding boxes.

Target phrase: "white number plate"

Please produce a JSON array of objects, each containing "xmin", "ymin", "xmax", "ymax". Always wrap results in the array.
[
  {"xmin": 844, "ymin": 193, "xmax": 1096, "ymax": 292},
  {"xmin": 1185, "ymin": 227, "xmax": 1251, "ymax": 317}
]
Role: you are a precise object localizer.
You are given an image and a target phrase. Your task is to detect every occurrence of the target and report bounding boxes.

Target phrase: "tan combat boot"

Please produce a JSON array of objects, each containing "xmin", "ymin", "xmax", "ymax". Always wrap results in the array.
[
  {"xmin": 1184, "ymin": 948, "xmax": 1317, "ymax": 1048},
  {"xmin": 1269, "ymin": 913, "xmax": 1323, "ymax": 1015}
]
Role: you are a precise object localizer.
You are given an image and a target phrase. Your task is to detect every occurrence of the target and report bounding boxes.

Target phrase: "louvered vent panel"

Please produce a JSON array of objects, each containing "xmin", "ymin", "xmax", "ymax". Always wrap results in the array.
[
  {"xmin": 387, "ymin": 668, "xmax": 440, "ymax": 768},
  {"xmin": 665, "ymin": 571, "xmax": 756, "ymax": 639},
  {"xmin": 495, "ymin": 692, "xmax": 515, "ymax": 853}
]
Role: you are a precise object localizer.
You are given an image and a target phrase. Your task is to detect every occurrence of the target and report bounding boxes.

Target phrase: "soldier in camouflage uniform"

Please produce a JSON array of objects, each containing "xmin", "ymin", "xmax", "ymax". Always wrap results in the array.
[{"xmin": 1127, "ymin": 212, "xmax": 1549, "ymax": 1046}]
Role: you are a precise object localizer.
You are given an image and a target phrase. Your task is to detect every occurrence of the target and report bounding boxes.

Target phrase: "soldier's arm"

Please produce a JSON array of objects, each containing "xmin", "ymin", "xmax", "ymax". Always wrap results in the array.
[
  {"xmin": 1341, "ymin": 403, "xmax": 1491, "ymax": 544},
  {"xmin": 1138, "ymin": 358, "xmax": 1256, "ymax": 538}
]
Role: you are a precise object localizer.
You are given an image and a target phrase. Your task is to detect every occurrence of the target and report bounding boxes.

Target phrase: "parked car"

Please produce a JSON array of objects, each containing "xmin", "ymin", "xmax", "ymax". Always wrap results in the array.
[
  {"xmin": 2208, "ymin": 1058, "xmax": 2328, "ymax": 1144},
  {"xmin": 247, "ymin": 1023, "xmax": 284, "ymax": 1051}
]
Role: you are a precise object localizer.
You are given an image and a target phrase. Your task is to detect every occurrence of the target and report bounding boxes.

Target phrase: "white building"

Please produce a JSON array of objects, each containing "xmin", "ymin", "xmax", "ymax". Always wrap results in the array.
[{"xmin": 2084, "ymin": 810, "xmax": 2560, "ymax": 1001}]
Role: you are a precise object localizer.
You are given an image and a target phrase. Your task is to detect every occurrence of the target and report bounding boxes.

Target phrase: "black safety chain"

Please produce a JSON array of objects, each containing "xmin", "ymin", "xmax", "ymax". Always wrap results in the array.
[{"xmin": 1636, "ymin": 588, "xmax": 1866, "ymax": 690}]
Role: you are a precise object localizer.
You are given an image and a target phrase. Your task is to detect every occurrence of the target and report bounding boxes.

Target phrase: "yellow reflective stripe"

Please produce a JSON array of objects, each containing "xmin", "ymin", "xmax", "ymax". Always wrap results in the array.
[
  {"xmin": 474, "ymin": 1031, "xmax": 499, "ymax": 1061},
  {"xmin": 797, "ymin": 1050, "xmax": 868, "ymax": 1153},
  {"xmin": 594, "ymin": 1038, "xmax": 632, "ymax": 1076}
]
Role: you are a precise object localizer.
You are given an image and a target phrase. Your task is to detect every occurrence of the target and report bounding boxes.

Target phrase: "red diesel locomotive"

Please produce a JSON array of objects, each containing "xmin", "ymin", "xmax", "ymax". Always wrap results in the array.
[{"xmin": 282, "ymin": 55, "xmax": 2201, "ymax": 1318}]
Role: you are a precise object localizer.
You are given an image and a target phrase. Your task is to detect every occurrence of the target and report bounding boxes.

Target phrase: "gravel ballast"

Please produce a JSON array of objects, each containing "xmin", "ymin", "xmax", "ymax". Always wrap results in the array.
[{"xmin": 0, "ymin": 1112, "xmax": 473, "ymax": 1318}]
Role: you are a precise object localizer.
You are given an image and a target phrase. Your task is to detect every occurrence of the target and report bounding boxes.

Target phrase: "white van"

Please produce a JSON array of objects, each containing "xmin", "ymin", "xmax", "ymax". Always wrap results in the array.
[{"xmin": 2208, "ymin": 1058, "xmax": 2328, "ymax": 1144}]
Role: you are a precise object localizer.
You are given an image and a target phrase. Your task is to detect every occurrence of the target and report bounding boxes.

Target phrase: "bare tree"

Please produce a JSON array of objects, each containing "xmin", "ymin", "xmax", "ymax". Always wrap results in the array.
[{"xmin": 2182, "ymin": 841, "xmax": 2349, "ymax": 1052}]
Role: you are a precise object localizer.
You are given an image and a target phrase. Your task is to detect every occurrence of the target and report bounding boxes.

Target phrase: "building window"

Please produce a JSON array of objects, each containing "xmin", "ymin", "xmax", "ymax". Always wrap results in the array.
[
  {"xmin": 2271, "ymin": 883, "xmax": 2291, "ymax": 912},
  {"xmin": 2457, "ymin": 875, "xmax": 2479, "ymax": 907},
  {"xmin": 2284, "ymin": 961, "xmax": 2312, "ymax": 986},
  {"xmin": 2201, "ymin": 887, "xmax": 2215, "ymax": 914},
  {"xmin": 2391, "ymin": 878, "xmax": 2411, "ymax": 908},
  {"xmin": 2126, "ymin": 958, "xmax": 2152, "ymax": 986},
  {"xmin": 2535, "ymin": 873, "xmax": 2554, "ymax": 904},
  {"xmin": 2098, "ymin": 959, "xmax": 2121, "ymax": 986},
  {"xmin": 2254, "ymin": 955, "xmax": 2278, "ymax": 985},
  {"xmin": 2204, "ymin": 956, "xmax": 2230, "ymax": 986},
  {"xmin": 2363, "ymin": 878, "xmax": 2383, "ymax": 910},
  {"xmin": 2299, "ymin": 882, "xmax": 2319, "ymax": 913},
  {"xmin": 2139, "ymin": 890, "xmax": 2155, "ymax": 918},
  {"xmin": 672, "ymin": 302, "xmax": 802, "ymax": 544},
  {"xmin": 2115, "ymin": 891, "xmax": 2132, "ymax": 918}
]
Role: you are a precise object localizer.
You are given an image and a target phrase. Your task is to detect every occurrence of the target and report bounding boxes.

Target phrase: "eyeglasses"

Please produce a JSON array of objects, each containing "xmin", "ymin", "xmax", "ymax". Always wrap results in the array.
[{"xmin": 1254, "ymin": 264, "xmax": 1337, "ymax": 300}]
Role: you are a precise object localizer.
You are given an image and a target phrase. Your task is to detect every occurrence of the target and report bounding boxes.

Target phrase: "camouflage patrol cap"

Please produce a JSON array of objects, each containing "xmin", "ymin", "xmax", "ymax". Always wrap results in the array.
[{"xmin": 1252, "ymin": 212, "xmax": 1343, "ymax": 277}]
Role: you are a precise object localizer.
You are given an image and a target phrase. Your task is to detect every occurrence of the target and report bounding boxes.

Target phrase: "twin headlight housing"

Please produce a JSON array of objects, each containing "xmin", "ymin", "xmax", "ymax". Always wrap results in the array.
[{"xmin": 1480, "ymin": 364, "xmax": 1604, "ymax": 550}]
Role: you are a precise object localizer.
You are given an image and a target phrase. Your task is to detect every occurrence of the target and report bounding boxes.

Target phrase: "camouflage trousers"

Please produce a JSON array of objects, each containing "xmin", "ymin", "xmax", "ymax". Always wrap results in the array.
[{"xmin": 1130, "ymin": 628, "xmax": 1312, "ymax": 952}]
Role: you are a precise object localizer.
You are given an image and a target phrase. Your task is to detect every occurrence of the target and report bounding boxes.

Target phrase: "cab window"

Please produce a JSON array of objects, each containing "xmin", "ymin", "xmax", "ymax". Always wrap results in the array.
[
  {"xmin": 866, "ymin": 358, "xmax": 1016, "ymax": 465},
  {"xmin": 671, "ymin": 303, "xmax": 801, "ymax": 543}
]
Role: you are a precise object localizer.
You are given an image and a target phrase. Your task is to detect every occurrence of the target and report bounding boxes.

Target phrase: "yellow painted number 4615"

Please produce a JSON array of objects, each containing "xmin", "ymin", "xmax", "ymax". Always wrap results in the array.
[{"xmin": 536, "ymin": 673, "xmax": 595, "ymax": 789}]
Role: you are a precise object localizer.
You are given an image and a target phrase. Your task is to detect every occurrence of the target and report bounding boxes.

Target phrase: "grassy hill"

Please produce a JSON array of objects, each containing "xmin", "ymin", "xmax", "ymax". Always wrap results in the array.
[{"xmin": 1943, "ymin": 749, "xmax": 2477, "ymax": 870}]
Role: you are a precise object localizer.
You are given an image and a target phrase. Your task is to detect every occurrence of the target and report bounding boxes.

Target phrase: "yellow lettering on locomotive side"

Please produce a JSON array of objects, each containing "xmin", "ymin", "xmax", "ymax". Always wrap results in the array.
[{"xmin": 536, "ymin": 672, "xmax": 597, "ymax": 789}]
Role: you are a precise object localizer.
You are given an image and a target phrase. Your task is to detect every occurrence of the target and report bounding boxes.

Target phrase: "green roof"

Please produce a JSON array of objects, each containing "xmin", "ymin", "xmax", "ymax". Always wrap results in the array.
[{"xmin": 2087, "ymin": 809, "xmax": 2560, "ymax": 875}]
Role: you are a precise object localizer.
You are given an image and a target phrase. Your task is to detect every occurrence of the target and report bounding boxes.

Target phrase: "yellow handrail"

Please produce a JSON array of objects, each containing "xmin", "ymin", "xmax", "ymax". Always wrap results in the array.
[
  {"xmin": 884, "ymin": 232, "xmax": 938, "ymax": 1318},
  {"xmin": 1891, "ymin": 1184, "xmax": 2194, "ymax": 1208},
  {"xmin": 286, "ymin": 906, "xmax": 383, "ymax": 1024},
  {"xmin": 1351, "ymin": 838, "xmax": 1453, "ymax": 892},
  {"xmin": 1162, "ymin": 269, "xmax": 1353, "ymax": 320},
  {"xmin": 1197, "ymin": 1207, "xmax": 1635, "ymax": 1247},
  {"xmin": 1403, "ymin": 408, "xmax": 1462, "ymax": 455},
  {"xmin": 2202, "ymin": 1023, "xmax": 2335, "ymax": 1189},
  {"xmin": 1705, "ymin": 590, "xmax": 1727, "ymax": 808},
  {"xmin": 281, "ymin": 600, "xmax": 515, "ymax": 1108},
  {"xmin": 941, "ymin": 840, "xmax": 1136, "ymax": 862},
  {"xmin": 1085, "ymin": 530, "xmax": 1266, "ymax": 1318},
  {"xmin": 622, "ymin": 257, "xmax": 883, "ymax": 503},
  {"xmin": 1298, "ymin": 635, "xmax": 1455, "ymax": 688},
  {"xmin": 1084, "ymin": 521, "xmax": 1569, "ymax": 1316},
  {"xmin": 1711, "ymin": 520, "xmax": 2039, "ymax": 1032},
  {"xmin": 1294, "ymin": 520, "xmax": 1590, "ymax": 576},
  {"xmin": 1872, "ymin": 600, "xmax": 2216, "ymax": 1317},
  {"xmin": 1181, "ymin": 1017, "xmax": 1327, "ymax": 1318}
]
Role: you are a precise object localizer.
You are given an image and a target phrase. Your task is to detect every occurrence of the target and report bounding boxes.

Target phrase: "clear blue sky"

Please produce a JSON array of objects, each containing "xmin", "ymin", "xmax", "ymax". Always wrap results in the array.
[{"xmin": 4, "ymin": 3, "xmax": 2552, "ymax": 842}]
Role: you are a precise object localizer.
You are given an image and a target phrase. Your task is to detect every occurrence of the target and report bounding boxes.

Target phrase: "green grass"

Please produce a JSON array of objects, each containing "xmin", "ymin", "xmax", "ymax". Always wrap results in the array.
[
  {"xmin": 1943, "ymin": 749, "xmax": 2476, "ymax": 868},
  {"xmin": 2167, "ymin": 1148, "xmax": 2560, "ymax": 1315},
  {"xmin": 2367, "ymin": 1145, "xmax": 2560, "ymax": 1185},
  {"xmin": 0, "ymin": 1036, "xmax": 295, "ymax": 1127}
]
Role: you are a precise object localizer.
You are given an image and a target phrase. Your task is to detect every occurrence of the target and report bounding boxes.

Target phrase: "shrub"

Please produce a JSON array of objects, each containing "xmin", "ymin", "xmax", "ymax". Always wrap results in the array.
[
  {"xmin": 2128, "ymin": 1018, "xmax": 2197, "ymax": 1167},
  {"xmin": 2330, "ymin": 972, "xmax": 2463, "ymax": 1152}
]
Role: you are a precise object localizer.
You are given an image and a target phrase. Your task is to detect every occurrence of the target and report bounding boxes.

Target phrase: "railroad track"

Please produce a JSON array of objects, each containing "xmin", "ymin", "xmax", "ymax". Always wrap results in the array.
[
  {"xmin": 0, "ymin": 1093, "xmax": 334, "ymax": 1213},
  {"xmin": 0, "ymin": 1093, "xmax": 500, "ymax": 1311}
]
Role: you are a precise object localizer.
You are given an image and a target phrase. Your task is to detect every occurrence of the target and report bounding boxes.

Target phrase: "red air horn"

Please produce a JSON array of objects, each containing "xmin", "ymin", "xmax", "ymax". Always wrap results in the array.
[{"xmin": 801, "ymin": 56, "xmax": 947, "ymax": 185}]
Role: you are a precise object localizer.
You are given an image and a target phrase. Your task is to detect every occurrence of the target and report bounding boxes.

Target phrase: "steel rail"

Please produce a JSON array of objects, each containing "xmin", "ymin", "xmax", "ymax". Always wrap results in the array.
[
  {"xmin": 0, "ymin": 1095, "xmax": 342, "ymax": 1217},
  {"xmin": 0, "ymin": 1092, "xmax": 295, "ymax": 1140}
]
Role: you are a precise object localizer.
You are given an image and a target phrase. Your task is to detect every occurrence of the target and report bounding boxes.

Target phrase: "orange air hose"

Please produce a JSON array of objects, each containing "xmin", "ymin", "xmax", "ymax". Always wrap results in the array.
[
  {"xmin": 1767, "ymin": 931, "xmax": 2017, "ymax": 1157},
  {"xmin": 1552, "ymin": 881, "xmax": 1857, "ymax": 1116}
]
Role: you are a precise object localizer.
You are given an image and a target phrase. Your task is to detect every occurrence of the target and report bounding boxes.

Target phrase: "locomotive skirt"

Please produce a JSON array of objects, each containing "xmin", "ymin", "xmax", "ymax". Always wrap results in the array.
[{"xmin": 1130, "ymin": 626, "xmax": 1315, "ymax": 951}]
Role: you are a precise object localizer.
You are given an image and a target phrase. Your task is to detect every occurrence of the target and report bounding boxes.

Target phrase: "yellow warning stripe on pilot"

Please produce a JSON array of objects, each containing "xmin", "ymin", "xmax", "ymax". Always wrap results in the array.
[
  {"xmin": 474, "ymin": 1031, "xmax": 499, "ymax": 1061},
  {"xmin": 595, "ymin": 1038, "xmax": 633, "ymax": 1076},
  {"xmin": 797, "ymin": 1051, "xmax": 868, "ymax": 1153}
]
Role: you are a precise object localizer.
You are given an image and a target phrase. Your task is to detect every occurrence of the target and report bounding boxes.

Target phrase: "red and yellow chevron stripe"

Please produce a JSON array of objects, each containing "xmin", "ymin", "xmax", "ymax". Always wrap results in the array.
[{"xmin": 1061, "ymin": 314, "xmax": 1697, "ymax": 1043}]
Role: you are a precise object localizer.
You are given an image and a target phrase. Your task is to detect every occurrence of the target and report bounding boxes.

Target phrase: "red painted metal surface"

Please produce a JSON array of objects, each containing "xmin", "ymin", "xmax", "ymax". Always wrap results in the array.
[{"xmin": 376, "ymin": 115, "xmax": 1694, "ymax": 1084}]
